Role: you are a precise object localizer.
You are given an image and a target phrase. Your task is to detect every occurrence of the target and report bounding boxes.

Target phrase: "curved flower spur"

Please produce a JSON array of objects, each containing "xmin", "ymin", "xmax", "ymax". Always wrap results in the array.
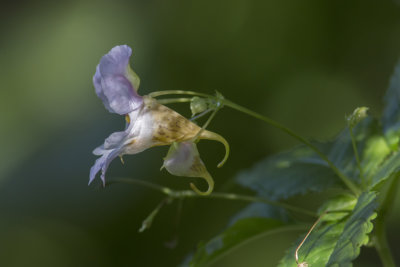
[{"xmin": 90, "ymin": 45, "xmax": 229, "ymax": 195}]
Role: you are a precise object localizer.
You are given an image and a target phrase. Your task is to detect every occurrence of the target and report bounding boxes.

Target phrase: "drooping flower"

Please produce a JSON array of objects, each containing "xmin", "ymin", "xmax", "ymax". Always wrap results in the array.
[
  {"xmin": 90, "ymin": 45, "xmax": 229, "ymax": 186},
  {"xmin": 162, "ymin": 141, "xmax": 214, "ymax": 195}
]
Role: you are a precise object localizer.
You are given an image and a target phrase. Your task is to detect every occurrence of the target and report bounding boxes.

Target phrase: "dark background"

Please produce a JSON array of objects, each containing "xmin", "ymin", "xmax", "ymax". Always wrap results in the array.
[{"xmin": 1, "ymin": 0, "xmax": 400, "ymax": 266}]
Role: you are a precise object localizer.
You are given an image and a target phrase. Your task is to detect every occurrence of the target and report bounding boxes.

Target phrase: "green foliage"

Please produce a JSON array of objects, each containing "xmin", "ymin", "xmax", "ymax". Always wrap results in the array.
[
  {"xmin": 382, "ymin": 60, "xmax": 400, "ymax": 134},
  {"xmin": 182, "ymin": 61, "xmax": 400, "ymax": 266},
  {"xmin": 188, "ymin": 218, "xmax": 284, "ymax": 267},
  {"xmin": 235, "ymin": 145, "xmax": 339, "ymax": 200},
  {"xmin": 361, "ymin": 136, "xmax": 391, "ymax": 180},
  {"xmin": 317, "ymin": 118, "xmax": 380, "ymax": 180},
  {"xmin": 236, "ymin": 118, "xmax": 378, "ymax": 200},
  {"xmin": 327, "ymin": 192, "xmax": 377, "ymax": 266},
  {"xmin": 278, "ymin": 192, "xmax": 377, "ymax": 267},
  {"xmin": 228, "ymin": 203, "xmax": 290, "ymax": 225},
  {"xmin": 371, "ymin": 151, "xmax": 400, "ymax": 189}
]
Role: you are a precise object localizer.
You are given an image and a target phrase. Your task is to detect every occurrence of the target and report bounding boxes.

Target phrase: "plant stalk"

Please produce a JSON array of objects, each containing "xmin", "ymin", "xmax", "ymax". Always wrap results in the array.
[
  {"xmin": 349, "ymin": 127, "xmax": 364, "ymax": 181},
  {"xmin": 108, "ymin": 177, "xmax": 317, "ymax": 217}
]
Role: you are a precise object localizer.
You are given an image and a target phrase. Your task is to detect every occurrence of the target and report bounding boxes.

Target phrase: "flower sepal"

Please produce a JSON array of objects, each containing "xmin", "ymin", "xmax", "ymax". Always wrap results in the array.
[{"xmin": 162, "ymin": 141, "xmax": 214, "ymax": 195}]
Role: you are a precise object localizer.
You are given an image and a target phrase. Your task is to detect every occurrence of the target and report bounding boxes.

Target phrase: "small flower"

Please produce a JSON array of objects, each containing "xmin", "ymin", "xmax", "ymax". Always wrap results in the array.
[
  {"xmin": 162, "ymin": 141, "xmax": 214, "ymax": 195},
  {"xmin": 90, "ymin": 45, "xmax": 229, "ymax": 186}
]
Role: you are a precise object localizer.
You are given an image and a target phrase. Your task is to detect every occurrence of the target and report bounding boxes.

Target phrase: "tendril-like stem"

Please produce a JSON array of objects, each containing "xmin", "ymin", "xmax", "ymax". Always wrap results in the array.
[
  {"xmin": 349, "ymin": 127, "xmax": 364, "ymax": 181},
  {"xmin": 149, "ymin": 90, "xmax": 211, "ymax": 98},
  {"xmin": 157, "ymin": 97, "xmax": 192, "ymax": 105},
  {"xmin": 191, "ymin": 108, "xmax": 213, "ymax": 121},
  {"xmin": 150, "ymin": 90, "xmax": 361, "ymax": 196},
  {"xmin": 194, "ymin": 107, "xmax": 219, "ymax": 141},
  {"xmin": 108, "ymin": 177, "xmax": 317, "ymax": 217},
  {"xmin": 295, "ymin": 211, "xmax": 327, "ymax": 265}
]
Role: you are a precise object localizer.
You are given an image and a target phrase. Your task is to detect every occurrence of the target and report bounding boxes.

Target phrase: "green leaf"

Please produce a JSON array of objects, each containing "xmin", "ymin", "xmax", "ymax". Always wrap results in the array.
[
  {"xmin": 278, "ymin": 192, "xmax": 378, "ymax": 267},
  {"xmin": 228, "ymin": 203, "xmax": 290, "ymax": 225},
  {"xmin": 236, "ymin": 145, "xmax": 339, "ymax": 200},
  {"xmin": 317, "ymin": 118, "xmax": 379, "ymax": 180},
  {"xmin": 327, "ymin": 192, "xmax": 378, "ymax": 265},
  {"xmin": 382, "ymin": 60, "xmax": 400, "ymax": 134},
  {"xmin": 236, "ymin": 118, "xmax": 378, "ymax": 200},
  {"xmin": 187, "ymin": 218, "xmax": 285, "ymax": 267},
  {"xmin": 361, "ymin": 135, "xmax": 391, "ymax": 180},
  {"xmin": 317, "ymin": 193, "xmax": 357, "ymax": 222},
  {"xmin": 371, "ymin": 150, "xmax": 400, "ymax": 189}
]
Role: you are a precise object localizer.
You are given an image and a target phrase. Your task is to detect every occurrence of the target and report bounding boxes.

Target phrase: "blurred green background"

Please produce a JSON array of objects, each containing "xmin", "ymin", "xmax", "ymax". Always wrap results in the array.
[{"xmin": 1, "ymin": 0, "xmax": 400, "ymax": 266}]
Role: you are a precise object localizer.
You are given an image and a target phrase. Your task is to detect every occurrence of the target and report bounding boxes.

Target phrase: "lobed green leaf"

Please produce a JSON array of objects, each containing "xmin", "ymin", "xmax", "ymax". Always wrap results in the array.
[
  {"xmin": 278, "ymin": 192, "xmax": 377, "ymax": 267},
  {"xmin": 235, "ymin": 145, "xmax": 339, "ymax": 200}
]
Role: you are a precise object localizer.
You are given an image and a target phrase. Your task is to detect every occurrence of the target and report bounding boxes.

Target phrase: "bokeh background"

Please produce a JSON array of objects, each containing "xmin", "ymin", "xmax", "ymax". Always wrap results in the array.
[{"xmin": 1, "ymin": 0, "xmax": 400, "ymax": 266}]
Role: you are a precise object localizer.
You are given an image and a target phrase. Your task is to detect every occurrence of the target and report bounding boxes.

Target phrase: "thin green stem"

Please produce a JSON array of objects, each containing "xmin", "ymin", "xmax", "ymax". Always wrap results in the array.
[
  {"xmin": 139, "ymin": 197, "xmax": 170, "ymax": 232},
  {"xmin": 194, "ymin": 107, "xmax": 219, "ymax": 140},
  {"xmin": 109, "ymin": 177, "xmax": 317, "ymax": 217},
  {"xmin": 203, "ymin": 192, "xmax": 317, "ymax": 217},
  {"xmin": 149, "ymin": 90, "xmax": 361, "ymax": 196},
  {"xmin": 295, "ymin": 211, "xmax": 327, "ymax": 264},
  {"xmin": 349, "ymin": 127, "xmax": 364, "ymax": 181},
  {"xmin": 157, "ymin": 97, "xmax": 192, "ymax": 105},
  {"xmin": 372, "ymin": 174, "xmax": 399, "ymax": 267},
  {"xmin": 149, "ymin": 90, "xmax": 211, "ymax": 99},
  {"xmin": 191, "ymin": 108, "xmax": 213, "ymax": 121}
]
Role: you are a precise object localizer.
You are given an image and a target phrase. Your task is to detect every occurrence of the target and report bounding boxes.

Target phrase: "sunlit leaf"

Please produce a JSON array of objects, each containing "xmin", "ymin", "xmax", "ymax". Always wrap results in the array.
[
  {"xmin": 361, "ymin": 135, "xmax": 391, "ymax": 179},
  {"xmin": 317, "ymin": 193, "xmax": 356, "ymax": 222},
  {"xmin": 278, "ymin": 192, "xmax": 377, "ymax": 267},
  {"xmin": 370, "ymin": 150, "xmax": 400, "ymax": 189},
  {"xmin": 327, "ymin": 192, "xmax": 377, "ymax": 265}
]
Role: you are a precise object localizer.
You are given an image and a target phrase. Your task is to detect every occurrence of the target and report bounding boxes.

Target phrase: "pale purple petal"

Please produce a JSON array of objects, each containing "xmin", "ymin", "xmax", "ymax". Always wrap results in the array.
[
  {"xmin": 93, "ymin": 65, "xmax": 112, "ymax": 112},
  {"xmin": 89, "ymin": 149, "xmax": 120, "ymax": 186},
  {"xmin": 104, "ymin": 131, "xmax": 128, "ymax": 149},
  {"xmin": 93, "ymin": 45, "xmax": 143, "ymax": 115},
  {"xmin": 90, "ymin": 130, "xmax": 129, "ymax": 185},
  {"xmin": 92, "ymin": 145, "xmax": 105, "ymax": 156},
  {"xmin": 99, "ymin": 45, "xmax": 131, "ymax": 76},
  {"xmin": 101, "ymin": 75, "xmax": 143, "ymax": 114},
  {"xmin": 163, "ymin": 142, "xmax": 199, "ymax": 177}
]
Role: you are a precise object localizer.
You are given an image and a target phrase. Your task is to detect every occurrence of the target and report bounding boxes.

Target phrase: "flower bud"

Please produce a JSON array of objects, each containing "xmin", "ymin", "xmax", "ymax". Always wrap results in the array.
[
  {"xmin": 346, "ymin": 107, "xmax": 369, "ymax": 128},
  {"xmin": 190, "ymin": 97, "xmax": 208, "ymax": 116}
]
